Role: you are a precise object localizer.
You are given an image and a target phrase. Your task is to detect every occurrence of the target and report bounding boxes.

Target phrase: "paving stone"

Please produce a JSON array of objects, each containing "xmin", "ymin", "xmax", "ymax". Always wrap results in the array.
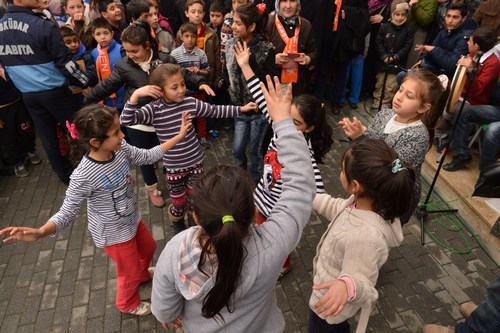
[
  {"xmin": 88, "ymin": 290, "xmax": 107, "ymax": 319},
  {"xmin": 77, "ymin": 257, "xmax": 94, "ymax": 280},
  {"xmin": 438, "ymin": 276, "xmax": 470, "ymax": 305},
  {"xmin": 40, "ymin": 283, "xmax": 59, "ymax": 310},
  {"xmin": 15, "ymin": 264, "xmax": 35, "ymax": 288},
  {"xmin": 28, "ymin": 270, "xmax": 47, "ymax": 296},
  {"xmin": 62, "ymin": 248, "xmax": 81, "ymax": 272},
  {"xmin": 58, "ymin": 269, "xmax": 77, "ymax": 297},
  {"xmin": 91, "ymin": 265, "xmax": 108, "ymax": 291},
  {"xmin": 52, "ymin": 295, "xmax": 73, "ymax": 326},
  {"xmin": 74, "ymin": 279, "xmax": 91, "ymax": 306},
  {"xmin": 376, "ymin": 297, "xmax": 404, "ymax": 329},
  {"xmin": 434, "ymin": 290, "xmax": 463, "ymax": 320},
  {"xmin": 34, "ymin": 249, "xmax": 52, "ymax": 273},
  {"xmin": 103, "ymin": 304, "xmax": 121, "ymax": 333},
  {"xmin": 70, "ymin": 305, "xmax": 87, "ymax": 332},
  {"xmin": 378, "ymin": 284, "xmax": 410, "ymax": 312},
  {"xmin": 7, "ymin": 287, "xmax": 28, "ymax": 316},
  {"xmin": 0, "ymin": 314, "xmax": 20, "ymax": 333},
  {"xmin": 16, "ymin": 324, "xmax": 34, "ymax": 333},
  {"xmin": 34, "ymin": 309, "xmax": 54, "ymax": 333},
  {"xmin": 19, "ymin": 295, "xmax": 42, "ymax": 326},
  {"xmin": 86, "ymin": 317, "xmax": 104, "ymax": 333}
]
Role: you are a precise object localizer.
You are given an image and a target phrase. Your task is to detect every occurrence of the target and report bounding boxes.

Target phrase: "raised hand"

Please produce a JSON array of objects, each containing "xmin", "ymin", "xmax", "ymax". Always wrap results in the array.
[
  {"xmin": 259, "ymin": 75, "xmax": 292, "ymax": 123},
  {"xmin": 339, "ymin": 116, "xmax": 366, "ymax": 140},
  {"xmin": 234, "ymin": 41, "xmax": 251, "ymax": 68},
  {"xmin": 178, "ymin": 112, "xmax": 192, "ymax": 138},
  {"xmin": 199, "ymin": 84, "xmax": 215, "ymax": 96}
]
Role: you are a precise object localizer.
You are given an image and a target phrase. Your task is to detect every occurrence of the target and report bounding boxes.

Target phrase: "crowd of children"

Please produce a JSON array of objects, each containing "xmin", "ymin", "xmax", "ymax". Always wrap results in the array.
[{"xmin": 0, "ymin": 0, "xmax": 499, "ymax": 331}]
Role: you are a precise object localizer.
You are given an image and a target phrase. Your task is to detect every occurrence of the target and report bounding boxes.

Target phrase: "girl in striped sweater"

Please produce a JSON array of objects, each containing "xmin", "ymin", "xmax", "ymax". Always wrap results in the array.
[
  {"xmin": 234, "ymin": 41, "xmax": 333, "ymax": 278},
  {"xmin": 0, "ymin": 104, "xmax": 191, "ymax": 316}
]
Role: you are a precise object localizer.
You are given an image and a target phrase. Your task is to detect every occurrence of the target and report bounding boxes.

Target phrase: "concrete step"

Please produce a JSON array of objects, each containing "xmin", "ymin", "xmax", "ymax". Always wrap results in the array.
[{"xmin": 422, "ymin": 147, "xmax": 500, "ymax": 263}]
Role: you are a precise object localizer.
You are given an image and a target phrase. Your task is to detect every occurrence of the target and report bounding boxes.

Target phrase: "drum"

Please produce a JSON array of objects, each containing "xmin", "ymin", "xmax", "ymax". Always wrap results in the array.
[{"xmin": 446, "ymin": 64, "xmax": 467, "ymax": 114}]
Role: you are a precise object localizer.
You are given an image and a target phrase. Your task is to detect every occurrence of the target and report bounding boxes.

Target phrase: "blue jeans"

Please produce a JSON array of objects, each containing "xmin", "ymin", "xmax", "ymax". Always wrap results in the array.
[
  {"xmin": 341, "ymin": 54, "xmax": 365, "ymax": 105},
  {"xmin": 232, "ymin": 114, "xmax": 265, "ymax": 182},
  {"xmin": 455, "ymin": 275, "xmax": 500, "ymax": 333},
  {"xmin": 125, "ymin": 127, "xmax": 160, "ymax": 186},
  {"xmin": 451, "ymin": 104, "xmax": 500, "ymax": 171}
]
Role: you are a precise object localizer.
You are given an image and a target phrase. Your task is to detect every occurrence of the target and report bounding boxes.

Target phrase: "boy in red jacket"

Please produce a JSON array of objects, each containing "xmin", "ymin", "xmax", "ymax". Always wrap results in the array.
[{"xmin": 435, "ymin": 27, "xmax": 500, "ymax": 151}]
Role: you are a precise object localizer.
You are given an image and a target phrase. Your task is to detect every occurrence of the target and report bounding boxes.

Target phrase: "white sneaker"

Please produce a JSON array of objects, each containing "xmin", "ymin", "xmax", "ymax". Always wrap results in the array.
[{"xmin": 121, "ymin": 301, "xmax": 151, "ymax": 316}]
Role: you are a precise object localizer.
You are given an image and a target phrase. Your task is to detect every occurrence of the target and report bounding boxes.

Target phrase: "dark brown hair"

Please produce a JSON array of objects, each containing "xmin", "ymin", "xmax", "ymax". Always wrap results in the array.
[
  {"xmin": 179, "ymin": 21, "xmax": 198, "ymax": 36},
  {"xmin": 185, "ymin": 0, "xmax": 205, "ymax": 11},
  {"xmin": 403, "ymin": 68, "xmax": 449, "ymax": 148},
  {"xmin": 69, "ymin": 104, "xmax": 118, "ymax": 162},
  {"xmin": 471, "ymin": 27, "xmax": 497, "ymax": 52},
  {"xmin": 342, "ymin": 138, "xmax": 416, "ymax": 222},
  {"xmin": 148, "ymin": 63, "xmax": 182, "ymax": 86},
  {"xmin": 235, "ymin": 3, "xmax": 268, "ymax": 40},
  {"xmin": 190, "ymin": 165, "xmax": 255, "ymax": 321},
  {"xmin": 91, "ymin": 17, "xmax": 113, "ymax": 33},
  {"xmin": 292, "ymin": 95, "xmax": 333, "ymax": 163}
]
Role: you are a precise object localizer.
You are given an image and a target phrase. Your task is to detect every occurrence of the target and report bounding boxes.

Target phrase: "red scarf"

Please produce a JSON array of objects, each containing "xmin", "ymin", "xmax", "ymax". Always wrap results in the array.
[
  {"xmin": 197, "ymin": 22, "xmax": 206, "ymax": 50},
  {"xmin": 96, "ymin": 45, "xmax": 116, "ymax": 98},
  {"xmin": 333, "ymin": 0, "xmax": 342, "ymax": 31},
  {"xmin": 275, "ymin": 15, "xmax": 301, "ymax": 83}
]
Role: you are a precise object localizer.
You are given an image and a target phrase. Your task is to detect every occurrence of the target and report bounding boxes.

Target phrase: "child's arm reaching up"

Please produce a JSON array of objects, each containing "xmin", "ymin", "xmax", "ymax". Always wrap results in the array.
[{"xmin": 235, "ymin": 41, "xmax": 273, "ymax": 124}]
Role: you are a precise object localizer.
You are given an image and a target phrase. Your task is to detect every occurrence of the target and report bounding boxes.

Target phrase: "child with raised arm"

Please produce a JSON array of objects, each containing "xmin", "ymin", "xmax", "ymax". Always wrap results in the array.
[
  {"xmin": 0, "ymin": 104, "xmax": 191, "ymax": 316},
  {"xmin": 340, "ymin": 68, "xmax": 447, "ymax": 225},
  {"xmin": 150, "ymin": 75, "xmax": 315, "ymax": 332},
  {"xmin": 309, "ymin": 138, "xmax": 415, "ymax": 332},
  {"xmin": 120, "ymin": 63, "xmax": 255, "ymax": 227},
  {"xmin": 234, "ymin": 41, "xmax": 333, "ymax": 278}
]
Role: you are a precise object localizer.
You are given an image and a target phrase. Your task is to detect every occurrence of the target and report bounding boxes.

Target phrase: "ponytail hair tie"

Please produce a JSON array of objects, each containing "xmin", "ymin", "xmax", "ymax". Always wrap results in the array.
[
  {"xmin": 437, "ymin": 74, "xmax": 449, "ymax": 91},
  {"xmin": 391, "ymin": 159, "xmax": 406, "ymax": 173},
  {"xmin": 256, "ymin": 3, "xmax": 266, "ymax": 15},
  {"xmin": 66, "ymin": 120, "xmax": 79, "ymax": 140},
  {"xmin": 222, "ymin": 215, "xmax": 235, "ymax": 224}
]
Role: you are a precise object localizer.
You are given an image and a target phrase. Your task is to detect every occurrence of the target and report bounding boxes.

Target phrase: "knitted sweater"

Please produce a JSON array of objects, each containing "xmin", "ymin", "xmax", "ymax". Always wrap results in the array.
[
  {"xmin": 310, "ymin": 194, "xmax": 403, "ymax": 324},
  {"xmin": 151, "ymin": 118, "xmax": 315, "ymax": 332}
]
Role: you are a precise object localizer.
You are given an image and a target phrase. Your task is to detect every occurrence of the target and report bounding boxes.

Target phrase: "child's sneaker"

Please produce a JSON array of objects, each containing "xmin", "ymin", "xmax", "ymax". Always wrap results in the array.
[
  {"xmin": 14, "ymin": 162, "xmax": 29, "ymax": 178},
  {"xmin": 26, "ymin": 151, "xmax": 41, "ymax": 165},
  {"xmin": 208, "ymin": 129, "xmax": 219, "ymax": 138},
  {"xmin": 199, "ymin": 137, "xmax": 210, "ymax": 149},
  {"xmin": 121, "ymin": 301, "xmax": 151, "ymax": 316},
  {"xmin": 146, "ymin": 184, "xmax": 165, "ymax": 208}
]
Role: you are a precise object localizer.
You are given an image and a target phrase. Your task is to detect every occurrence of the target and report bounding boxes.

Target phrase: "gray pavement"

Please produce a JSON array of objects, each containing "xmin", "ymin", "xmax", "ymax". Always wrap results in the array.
[{"xmin": 0, "ymin": 104, "xmax": 498, "ymax": 333}]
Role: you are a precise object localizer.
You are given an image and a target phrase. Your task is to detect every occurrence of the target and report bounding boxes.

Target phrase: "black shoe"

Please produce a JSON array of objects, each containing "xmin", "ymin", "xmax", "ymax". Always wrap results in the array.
[
  {"xmin": 349, "ymin": 102, "xmax": 358, "ymax": 109},
  {"xmin": 443, "ymin": 156, "xmax": 472, "ymax": 171}
]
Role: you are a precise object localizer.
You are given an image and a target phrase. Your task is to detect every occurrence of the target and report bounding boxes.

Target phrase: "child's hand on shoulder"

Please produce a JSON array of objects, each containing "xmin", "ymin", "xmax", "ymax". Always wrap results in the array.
[
  {"xmin": 234, "ymin": 41, "xmax": 251, "ymax": 67},
  {"xmin": 130, "ymin": 85, "xmax": 163, "ymax": 103},
  {"xmin": 339, "ymin": 117, "xmax": 366, "ymax": 140},
  {"xmin": 312, "ymin": 279, "xmax": 349, "ymax": 318},
  {"xmin": 241, "ymin": 102, "xmax": 257, "ymax": 113},
  {"xmin": 260, "ymin": 75, "xmax": 292, "ymax": 123},
  {"xmin": 178, "ymin": 112, "xmax": 192, "ymax": 139}
]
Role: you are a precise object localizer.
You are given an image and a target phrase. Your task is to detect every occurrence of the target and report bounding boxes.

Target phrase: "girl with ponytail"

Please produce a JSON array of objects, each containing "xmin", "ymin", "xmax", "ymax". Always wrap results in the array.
[{"xmin": 151, "ymin": 76, "xmax": 315, "ymax": 332}]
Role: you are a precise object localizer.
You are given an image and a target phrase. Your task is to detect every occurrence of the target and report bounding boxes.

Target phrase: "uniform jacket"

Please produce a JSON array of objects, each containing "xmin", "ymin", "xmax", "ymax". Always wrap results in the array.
[{"xmin": 0, "ymin": 6, "xmax": 88, "ymax": 93}]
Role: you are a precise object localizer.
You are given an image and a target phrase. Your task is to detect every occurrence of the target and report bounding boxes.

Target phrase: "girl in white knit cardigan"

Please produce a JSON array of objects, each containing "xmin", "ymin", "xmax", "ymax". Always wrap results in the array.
[{"xmin": 308, "ymin": 139, "xmax": 415, "ymax": 333}]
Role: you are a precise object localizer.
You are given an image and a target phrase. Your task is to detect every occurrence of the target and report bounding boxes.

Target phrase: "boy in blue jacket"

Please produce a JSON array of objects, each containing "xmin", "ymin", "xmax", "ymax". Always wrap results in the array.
[{"xmin": 91, "ymin": 18, "xmax": 125, "ymax": 111}]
